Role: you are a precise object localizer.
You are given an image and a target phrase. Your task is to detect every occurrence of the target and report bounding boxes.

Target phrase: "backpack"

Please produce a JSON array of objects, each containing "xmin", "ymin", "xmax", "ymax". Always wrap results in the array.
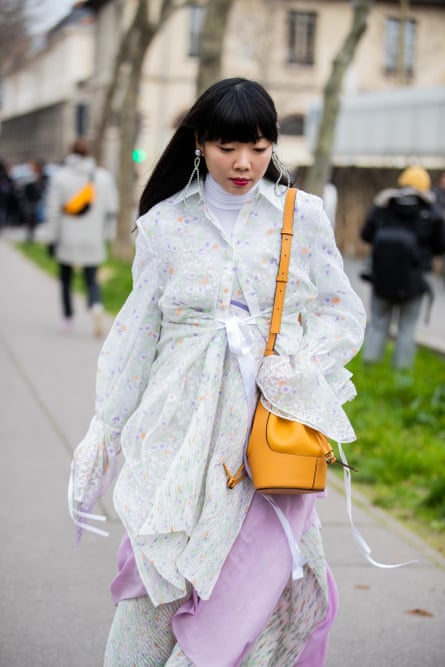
[{"xmin": 371, "ymin": 224, "xmax": 427, "ymax": 302}]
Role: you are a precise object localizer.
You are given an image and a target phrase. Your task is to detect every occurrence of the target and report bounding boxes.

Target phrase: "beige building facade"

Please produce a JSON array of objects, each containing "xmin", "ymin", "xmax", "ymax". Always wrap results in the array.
[
  {"xmin": 133, "ymin": 0, "xmax": 445, "ymax": 174},
  {"xmin": 3, "ymin": 1, "xmax": 445, "ymax": 166}
]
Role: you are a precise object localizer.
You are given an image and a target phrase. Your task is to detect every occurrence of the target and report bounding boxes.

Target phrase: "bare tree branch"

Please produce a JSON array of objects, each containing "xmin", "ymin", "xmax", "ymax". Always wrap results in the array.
[
  {"xmin": 196, "ymin": 0, "xmax": 234, "ymax": 96},
  {"xmin": 304, "ymin": 0, "xmax": 372, "ymax": 196}
]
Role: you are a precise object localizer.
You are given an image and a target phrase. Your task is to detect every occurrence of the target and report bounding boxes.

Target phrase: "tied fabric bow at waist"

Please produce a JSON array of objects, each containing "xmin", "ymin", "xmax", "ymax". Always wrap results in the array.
[{"xmin": 216, "ymin": 314, "xmax": 258, "ymax": 417}]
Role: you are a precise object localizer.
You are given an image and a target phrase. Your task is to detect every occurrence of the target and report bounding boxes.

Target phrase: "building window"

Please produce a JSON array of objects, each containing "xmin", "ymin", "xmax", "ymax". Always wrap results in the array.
[
  {"xmin": 279, "ymin": 114, "xmax": 305, "ymax": 136},
  {"xmin": 188, "ymin": 4, "xmax": 205, "ymax": 57},
  {"xmin": 287, "ymin": 11, "xmax": 317, "ymax": 65},
  {"xmin": 384, "ymin": 17, "xmax": 416, "ymax": 77},
  {"xmin": 75, "ymin": 103, "xmax": 88, "ymax": 136}
]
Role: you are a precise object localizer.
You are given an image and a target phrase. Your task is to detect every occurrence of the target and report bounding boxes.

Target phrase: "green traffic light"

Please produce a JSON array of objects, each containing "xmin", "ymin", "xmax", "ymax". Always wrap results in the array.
[{"xmin": 132, "ymin": 148, "xmax": 147, "ymax": 163}]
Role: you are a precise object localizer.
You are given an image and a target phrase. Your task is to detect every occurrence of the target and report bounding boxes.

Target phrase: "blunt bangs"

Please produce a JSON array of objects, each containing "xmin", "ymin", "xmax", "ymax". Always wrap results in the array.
[{"xmin": 197, "ymin": 80, "xmax": 278, "ymax": 145}]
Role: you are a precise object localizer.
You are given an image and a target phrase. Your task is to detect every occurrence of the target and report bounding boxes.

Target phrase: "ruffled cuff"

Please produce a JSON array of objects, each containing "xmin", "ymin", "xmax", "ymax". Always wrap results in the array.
[
  {"xmin": 256, "ymin": 355, "xmax": 356, "ymax": 443},
  {"xmin": 68, "ymin": 416, "xmax": 121, "ymax": 541},
  {"xmin": 324, "ymin": 367, "xmax": 357, "ymax": 405}
]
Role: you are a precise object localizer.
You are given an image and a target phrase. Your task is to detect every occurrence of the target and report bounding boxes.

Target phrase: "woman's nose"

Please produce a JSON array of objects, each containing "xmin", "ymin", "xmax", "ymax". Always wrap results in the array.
[{"xmin": 233, "ymin": 149, "xmax": 250, "ymax": 170}]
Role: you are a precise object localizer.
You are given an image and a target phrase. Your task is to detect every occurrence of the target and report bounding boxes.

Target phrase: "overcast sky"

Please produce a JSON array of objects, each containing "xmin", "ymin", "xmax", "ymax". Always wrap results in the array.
[{"xmin": 30, "ymin": 0, "xmax": 75, "ymax": 32}]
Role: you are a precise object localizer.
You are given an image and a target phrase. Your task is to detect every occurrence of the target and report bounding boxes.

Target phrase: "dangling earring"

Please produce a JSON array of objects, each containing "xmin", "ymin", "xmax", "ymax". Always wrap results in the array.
[
  {"xmin": 184, "ymin": 148, "xmax": 204, "ymax": 208},
  {"xmin": 272, "ymin": 147, "xmax": 290, "ymax": 195}
]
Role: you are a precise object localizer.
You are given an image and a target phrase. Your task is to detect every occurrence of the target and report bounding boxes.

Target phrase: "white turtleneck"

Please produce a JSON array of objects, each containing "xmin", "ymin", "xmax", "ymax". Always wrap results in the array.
[{"xmin": 204, "ymin": 174, "xmax": 259, "ymax": 240}]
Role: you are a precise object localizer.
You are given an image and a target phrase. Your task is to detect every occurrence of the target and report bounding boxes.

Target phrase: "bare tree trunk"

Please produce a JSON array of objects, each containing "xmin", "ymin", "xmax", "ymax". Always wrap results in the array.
[
  {"xmin": 304, "ymin": 0, "xmax": 372, "ymax": 197},
  {"xmin": 113, "ymin": 28, "xmax": 153, "ymax": 261},
  {"xmin": 94, "ymin": 34, "xmax": 130, "ymax": 165},
  {"xmin": 93, "ymin": 0, "xmax": 189, "ymax": 260},
  {"xmin": 196, "ymin": 0, "xmax": 234, "ymax": 96}
]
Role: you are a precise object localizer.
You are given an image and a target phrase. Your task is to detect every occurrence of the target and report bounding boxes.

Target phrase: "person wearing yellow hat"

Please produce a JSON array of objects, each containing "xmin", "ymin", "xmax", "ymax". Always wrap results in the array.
[
  {"xmin": 360, "ymin": 166, "xmax": 445, "ymax": 369},
  {"xmin": 397, "ymin": 166, "xmax": 431, "ymax": 193}
]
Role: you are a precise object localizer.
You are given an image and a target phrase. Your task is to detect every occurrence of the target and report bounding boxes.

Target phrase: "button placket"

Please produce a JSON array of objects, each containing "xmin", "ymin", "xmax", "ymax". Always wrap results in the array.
[{"xmin": 217, "ymin": 251, "xmax": 236, "ymax": 312}]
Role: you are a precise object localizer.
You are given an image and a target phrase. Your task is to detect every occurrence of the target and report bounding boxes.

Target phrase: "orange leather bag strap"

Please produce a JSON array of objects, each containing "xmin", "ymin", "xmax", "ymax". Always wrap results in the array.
[{"xmin": 264, "ymin": 187, "xmax": 297, "ymax": 357}]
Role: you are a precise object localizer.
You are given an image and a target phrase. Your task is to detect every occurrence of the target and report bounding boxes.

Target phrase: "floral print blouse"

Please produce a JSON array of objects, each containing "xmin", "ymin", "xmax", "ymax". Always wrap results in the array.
[{"xmin": 70, "ymin": 179, "xmax": 366, "ymax": 607}]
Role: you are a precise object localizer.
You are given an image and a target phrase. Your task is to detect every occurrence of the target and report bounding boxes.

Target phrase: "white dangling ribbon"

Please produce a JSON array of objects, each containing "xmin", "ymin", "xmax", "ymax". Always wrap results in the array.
[
  {"xmin": 264, "ymin": 496, "xmax": 307, "ymax": 580},
  {"xmin": 337, "ymin": 443, "xmax": 418, "ymax": 569},
  {"xmin": 68, "ymin": 462, "xmax": 109, "ymax": 538}
]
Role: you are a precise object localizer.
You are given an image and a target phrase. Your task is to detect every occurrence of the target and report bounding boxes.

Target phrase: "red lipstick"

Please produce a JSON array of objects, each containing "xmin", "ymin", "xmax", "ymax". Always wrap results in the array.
[{"xmin": 230, "ymin": 178, "xmax": 250, "ymax": 186}]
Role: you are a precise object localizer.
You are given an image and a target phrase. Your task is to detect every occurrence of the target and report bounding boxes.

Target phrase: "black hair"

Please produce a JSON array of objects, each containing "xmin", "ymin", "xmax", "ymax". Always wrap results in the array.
[{"xmin": 138, "ymin": 78, "xmax": 288, "ymax": 215}]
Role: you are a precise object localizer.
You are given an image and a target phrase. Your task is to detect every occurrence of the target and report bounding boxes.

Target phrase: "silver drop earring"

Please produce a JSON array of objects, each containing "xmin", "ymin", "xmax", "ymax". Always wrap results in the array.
[
  {"xmin": 272, "ymin": 148, "xmax": 291, "ymax": 195},
  {"xmin": 184, "ymin": 148, "xmax": 204, "ymax": 208}
]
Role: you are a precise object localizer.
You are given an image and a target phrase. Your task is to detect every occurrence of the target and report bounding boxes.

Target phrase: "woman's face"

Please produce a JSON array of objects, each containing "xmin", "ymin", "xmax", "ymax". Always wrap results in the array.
[{"xmin": 199, "ymin": 137, "xmax": 273, "ymax": 195}]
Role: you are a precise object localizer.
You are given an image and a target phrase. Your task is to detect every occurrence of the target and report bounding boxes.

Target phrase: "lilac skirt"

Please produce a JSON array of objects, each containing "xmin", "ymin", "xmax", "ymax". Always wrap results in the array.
[{"xmin": 111, "ymin": 493, "xmax": 338, "ymax": 666}]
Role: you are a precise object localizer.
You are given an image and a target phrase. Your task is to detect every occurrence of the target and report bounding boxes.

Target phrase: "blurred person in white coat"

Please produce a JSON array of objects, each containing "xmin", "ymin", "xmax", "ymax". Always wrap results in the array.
[{"xmin": 44, "ymin": 138, "xmax": 118, "ymax": 336}]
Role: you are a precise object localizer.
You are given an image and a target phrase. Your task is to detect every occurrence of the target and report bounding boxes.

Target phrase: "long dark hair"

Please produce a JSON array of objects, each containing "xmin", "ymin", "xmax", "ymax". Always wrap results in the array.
[{"xmin": 139, "ymin": 78, "xmax": 287, "ymax": 215}]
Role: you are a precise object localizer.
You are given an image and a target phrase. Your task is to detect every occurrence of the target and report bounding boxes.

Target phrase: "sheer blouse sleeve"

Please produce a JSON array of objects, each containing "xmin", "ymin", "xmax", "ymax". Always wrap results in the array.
[{"xmin": 69, "ymin": 218, "xmax": 162, "ymax": 536}]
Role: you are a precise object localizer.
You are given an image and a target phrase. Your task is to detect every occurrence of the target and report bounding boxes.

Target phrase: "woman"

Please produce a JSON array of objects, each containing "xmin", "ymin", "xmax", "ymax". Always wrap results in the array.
[
  {"xmin": 69, "ymin": 78, "xmax": 366, "ymax": 666},
  {"xmin": 45, "ymin": 138, "xmax": 118, "ymax": 336}
]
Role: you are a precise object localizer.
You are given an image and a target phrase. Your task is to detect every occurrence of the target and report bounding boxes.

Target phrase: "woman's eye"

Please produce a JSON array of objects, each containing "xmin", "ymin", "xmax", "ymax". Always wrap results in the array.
[
  {"xmin": 254, "ymin": 147, "xmax": 268, "ymax": 153},
  {"xmin": 220, "ymin": 146, "xmax": 234, "ymax": 153}
]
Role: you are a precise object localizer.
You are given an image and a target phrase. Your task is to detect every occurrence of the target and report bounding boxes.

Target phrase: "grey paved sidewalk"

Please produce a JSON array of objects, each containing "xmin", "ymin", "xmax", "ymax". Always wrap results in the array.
[
  {"xmin": 0, "ymin": 238, "xmax": 122, "ymax": 666},
  {"xmin": 0, "ymin": 235, "xmax": 444, "ymax": 667}
]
